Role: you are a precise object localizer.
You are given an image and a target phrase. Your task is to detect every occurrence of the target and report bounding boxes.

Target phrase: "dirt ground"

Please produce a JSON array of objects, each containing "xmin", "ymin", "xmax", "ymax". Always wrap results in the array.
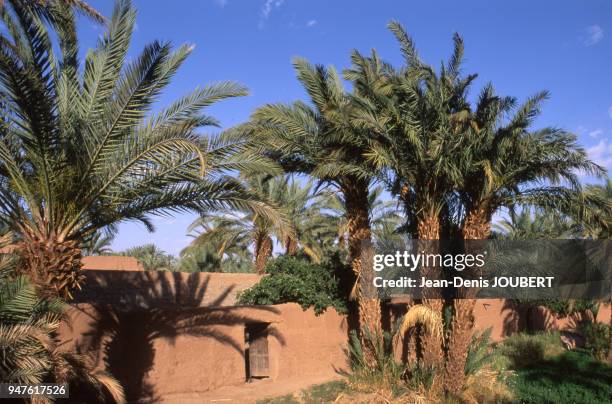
[{"xmin": 159, "ymin": 374, "xmax": 342, "ymax": 403}]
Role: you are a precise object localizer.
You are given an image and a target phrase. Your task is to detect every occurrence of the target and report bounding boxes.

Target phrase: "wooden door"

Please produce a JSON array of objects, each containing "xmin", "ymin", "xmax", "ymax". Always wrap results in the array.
[{"xmin": 247, "ymin": 323, "xmax": 269, "ymax": 378}]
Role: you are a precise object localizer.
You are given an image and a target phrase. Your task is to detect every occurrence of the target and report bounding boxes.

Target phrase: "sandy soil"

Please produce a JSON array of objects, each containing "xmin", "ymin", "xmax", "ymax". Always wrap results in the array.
[{"xmin": 159, "ymin": 375, "xmax": 342, "ymax": 403}]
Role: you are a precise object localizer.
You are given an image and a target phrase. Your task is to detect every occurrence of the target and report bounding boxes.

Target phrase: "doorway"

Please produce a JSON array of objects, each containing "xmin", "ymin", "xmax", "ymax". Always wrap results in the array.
[{"xmin": 245, "ymin": 322, "xmax": 270, "ymax": 380}]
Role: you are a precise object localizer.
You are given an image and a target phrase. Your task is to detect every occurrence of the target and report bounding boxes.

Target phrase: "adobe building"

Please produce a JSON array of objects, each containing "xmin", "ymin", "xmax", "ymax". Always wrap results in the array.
[
  {"xmin": 58, "ymin": 264, "xmax": 349, "ymax": 402},
  {"xmin": 59, "ymin": 258, "xmax": 611, "ymax": 402}
]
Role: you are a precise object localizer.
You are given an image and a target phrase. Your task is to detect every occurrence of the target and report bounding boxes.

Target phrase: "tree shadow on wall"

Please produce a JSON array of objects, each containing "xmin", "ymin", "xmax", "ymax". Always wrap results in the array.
[
  {"xmin": 71, "ymin": 271, "xmax": 284, "ymax": 403},
  {"xmin": 502, "ymin": 299, "xmax": 529, "ymax": 337}
]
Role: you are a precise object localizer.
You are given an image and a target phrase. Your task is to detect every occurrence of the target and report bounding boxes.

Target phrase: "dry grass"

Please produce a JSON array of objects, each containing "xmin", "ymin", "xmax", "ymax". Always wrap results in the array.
[
  {"xmin": 399, "ymin": 305, "xmax": 443, "ymax": 343},
  {"xmin": 461, "ymin": 366, "xmax": 514, "ymax": 403}
]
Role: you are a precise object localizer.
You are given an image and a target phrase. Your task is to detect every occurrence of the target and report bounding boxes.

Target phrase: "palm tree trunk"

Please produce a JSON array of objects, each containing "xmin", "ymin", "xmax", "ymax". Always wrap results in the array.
[
  {"xmin": 254, "ymin": 233, "xmax": 273, "ymax": 274},
  {"xmin": 417, "ymin": 214, "xmax": 444, "ymax": 369},
  {"xmin": 443, "ymin": 204, "xmax": 490, "ymax": 396},
  {"xmin": 344, "ymin": 180, "xmax": 381, "ymax": 363},
  {"xmin": 285, "ymin": 236, "xmax": 298, "ymax": 255},
  {"xmin": 17, "ymin": 234, "xmax": 84, "ymax": 299}
]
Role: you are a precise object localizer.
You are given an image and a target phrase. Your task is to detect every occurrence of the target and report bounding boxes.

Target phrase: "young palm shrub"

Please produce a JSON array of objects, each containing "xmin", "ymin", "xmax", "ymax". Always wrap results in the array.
[
  {"xmin": 0, "ymin": 235, "xmax": 125, "ymax": 403},
  {"xmin": 461, "ymin": 329, "xmax": 514, "ymax": 403},
  {"xmin": 0, "ymin": 0, "xmax": 277, "ymax": 298},
  {"xmin": 346, "ymin": 328, "xmax": 406, "ymax": 400}
]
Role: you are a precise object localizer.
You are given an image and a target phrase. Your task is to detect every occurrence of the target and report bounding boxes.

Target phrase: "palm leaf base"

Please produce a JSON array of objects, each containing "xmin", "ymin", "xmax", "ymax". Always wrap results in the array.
[{"xmin": 17, "ymin": 238, "xmax": 84, "ymax": 300}]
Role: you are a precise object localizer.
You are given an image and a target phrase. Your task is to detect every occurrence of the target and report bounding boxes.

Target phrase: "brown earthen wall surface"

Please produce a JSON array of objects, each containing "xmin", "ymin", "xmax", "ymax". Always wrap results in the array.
[
  {"xmin": 472, "ymin": 299, "xmax": 611, "ymax": 340},
  {"xmin": 82, "ymin": 256, "xmax": 144, "ymax": 271},
  {"xmin": 59, "ymin": 271, "xmax": 611, "ymax": 401},
  {"xmin": 58, "ymin": 303, "xmax": 348, "ymax": 401}
]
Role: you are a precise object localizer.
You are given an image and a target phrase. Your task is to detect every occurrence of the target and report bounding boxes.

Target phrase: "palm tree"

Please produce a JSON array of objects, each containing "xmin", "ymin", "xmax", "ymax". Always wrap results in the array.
[
  {"xmin": 187, "ymin": 175, "xmax": 293, "ymax": 274},
  {"xmin": 323, "ymin": 185, "xmax": 402, "ymax": 250},
  {"xmin": 82, "ymin": 230, "xmax": 115, "ymax": 256},
  {"xmin": 493, "ymin": 208, "xmax": 574, "ymax": 239},
  {"xmin": 579, "ymin": 180, "xmax": 612, "ymax": 359},
  {"xmin": 443, "ymin": 84, "xmax": 606, "ymax": 395},
  {"xmin": 249, "ymin": 58, "xmax": 384, "ymax": 359},
  {"xmin": 0, "ymin": 0, "xmax": 274, "ymax": 298},
  {"xmin": 180, "ymin": 216, "xmax": 253, "ymax": 272},
  {"xmin": 1, "ymin": 0, "xmax": 106, "ymax": 25},
  {"xmin": 178, "ymin": 243, "xmax": 253, "ymax": 273},
  {"xmin": 581, "ymin": 180, "xmax": 612, "ymax": 239},
  {"xmin": 276, "ymin": 178, "xmax": 338, "ymax": 261},
  {"xmin": 346, "ymin": 22, "xmax": 474, "ymax": 370},
  {"xmin": 0, "ymin": 234, "xmax": 125, "ymax": 402},
  {"xmin": 345, "ymin": 21, "xmax": 606, "ymax": 393},
  {"xmin": 120, "ymin": 244, "xmax": 176, "ymax": 271}
]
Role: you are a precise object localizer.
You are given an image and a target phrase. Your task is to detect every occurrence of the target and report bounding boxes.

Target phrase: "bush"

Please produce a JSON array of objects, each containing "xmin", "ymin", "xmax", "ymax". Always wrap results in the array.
[
  {"xmin": 237, "ymin": 255, "xmax": 347, "ymax": 314},
  {"xmin": 579, "ymin": 321, "xmax": 610, "ymax": 360},
  {"xmin": 508, "ymin": 350, "xmax": 612, "ymax": 404},
  {"xmin": 499, "ymin": 332, "xmax": 564, "ymax": 368},
  {"xmin": 257, "ymin": 381, "xmax": 347, "ymax": 403}
]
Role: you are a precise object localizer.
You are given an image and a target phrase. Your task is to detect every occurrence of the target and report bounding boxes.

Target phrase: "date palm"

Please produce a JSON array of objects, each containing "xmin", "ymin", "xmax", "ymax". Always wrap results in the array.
[
  {"xmin": 248, "ymin": 59, "xmax": 384, "ymax": 359},
  {"xmin": 580, "ymin": 179, "xmax": 612, "ymax": 239},
  {"xmin": 181, "ymin": 215, "xmax": 253, "ymax": 272},
  {"xmin": 81, "ymin": 230, "xmax": 115, "ymax": 256},
  {"xmin": 187, "ymin": 174, "xmax": 293, "ymax": 274},
  {"xmin": 346, "ymin": 22, "xmax": 475, "ymax": 370},
  {"xmin": 2, "ymin": 0, "xmax": 106, "ymax": 24},
  {"xmin": 275, "ymin": 178, "xmax": 340, "ymax": 262},
  {"xmin": 443, "ymin": 84, "xmax": 606, "ymax": 395},
  {"xmin": 120, "ymin": 244, "xmax": 176, "ymax": 271},
  {"xmin": 0, "ymin": 0, "xmax": 274, "ymax": 297},
  {"xmin": 579, "ymin": 180, "xmax": 612, "ymax": 359},
  {"xmin": 178, "ymin": 242, "xmax": 253, "ymax": 273},
  {"xmin": 323, "ymin": 185, "xmax": 402, "ymax": 251},
  {"xmin": 346, "ymin": 21, "xmax": 606, "ymax": 394},
  {"xmin": 0, "ymin": 234, "xmax": 125, "ymax": 402},
  {"xmin": 493, "ymin": 208, "xmax": 574, "ymax": 239}
]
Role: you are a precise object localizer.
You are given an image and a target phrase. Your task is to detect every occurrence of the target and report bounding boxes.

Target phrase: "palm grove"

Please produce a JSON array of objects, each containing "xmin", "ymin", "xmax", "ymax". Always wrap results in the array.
[{"xmin": 0, "ymin": 0, "xmax": 609, "ymax": 401}]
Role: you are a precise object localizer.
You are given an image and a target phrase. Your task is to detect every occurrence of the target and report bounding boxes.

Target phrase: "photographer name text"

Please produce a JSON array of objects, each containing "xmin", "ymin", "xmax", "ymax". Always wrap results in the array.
[{"xmin": 373, "ymin": 276, "xmax": 555, "ymax": 288}]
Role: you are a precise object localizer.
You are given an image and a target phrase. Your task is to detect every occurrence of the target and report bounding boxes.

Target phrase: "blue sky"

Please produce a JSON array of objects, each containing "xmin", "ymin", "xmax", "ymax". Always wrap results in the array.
[{"xmin": 78, "ymin": 0, "xmax": 612, "ymax": 255}]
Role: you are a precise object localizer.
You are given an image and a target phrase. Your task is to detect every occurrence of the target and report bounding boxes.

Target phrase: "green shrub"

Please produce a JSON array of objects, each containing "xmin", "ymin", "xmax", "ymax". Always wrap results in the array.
[
  {"xmin": 579, "ymin": 321, "xmax": 610, "ymax": 360},
  {"xmin": 499, "ymin": 332, "xmax": 564, "ymax": 368},
  {"xmin": 508, "ymin": 350, "xmax": 612, "ymax": 404},
  {"xmin": 300, "ymin": 380, "xmax": 347, "ymax": 403},
  {"xmin": 237, "ymin": 255, "xmax": 347, "ymax": 314},
  {"xmin": 257, "ymin": 381, "xmax": 347, "ymax": 404},
  {"xmin": 404, "ymin": 362, "xmax": 434, "ymax": 392}
]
